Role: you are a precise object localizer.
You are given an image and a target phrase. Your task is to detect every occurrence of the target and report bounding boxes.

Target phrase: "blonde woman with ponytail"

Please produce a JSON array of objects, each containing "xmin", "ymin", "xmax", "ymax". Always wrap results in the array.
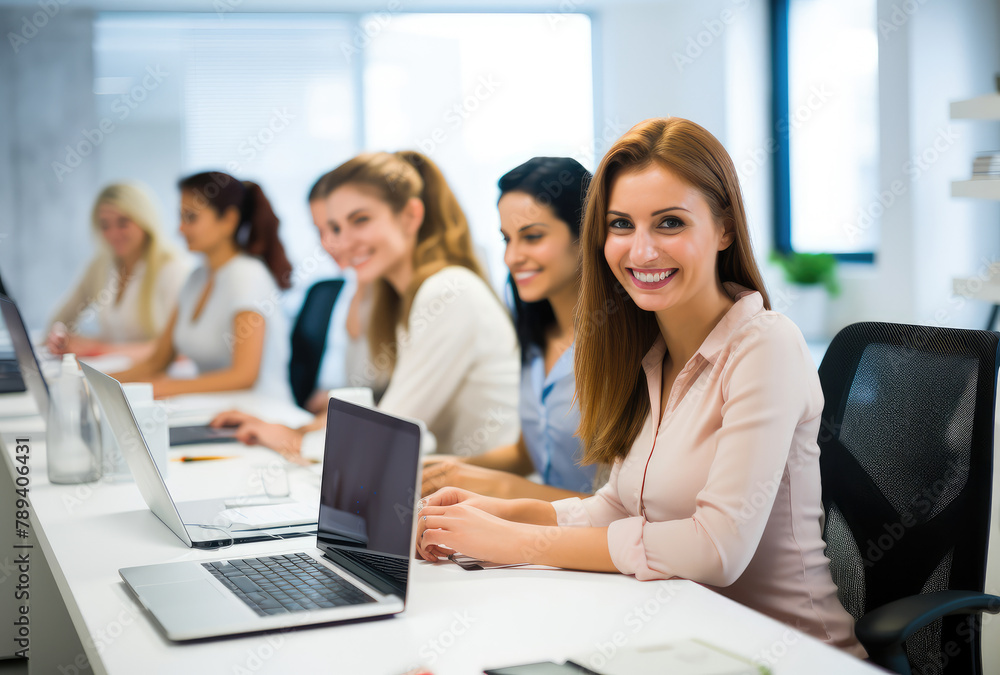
[
  {"xmin": 212, "ymin": 151, "xmax": 520, "ymax": 460},
  {"xmin": 47, "ymin": 183, "xmax": 190, "ymax": 361}
]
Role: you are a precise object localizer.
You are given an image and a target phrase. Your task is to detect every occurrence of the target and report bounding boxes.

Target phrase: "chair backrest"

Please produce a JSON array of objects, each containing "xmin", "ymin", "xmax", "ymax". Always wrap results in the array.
[
  {"xmin": 289, "ymin": 278, "xmax": 345, "ymax": 408},
  {"xmin": 818, "ymin": 322, "xmax": 999, "ymax": 674}
]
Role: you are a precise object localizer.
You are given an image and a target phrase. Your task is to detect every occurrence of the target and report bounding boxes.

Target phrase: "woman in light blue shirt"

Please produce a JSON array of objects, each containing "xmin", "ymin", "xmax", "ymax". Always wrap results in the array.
[{"xmin": 422, "ymin": 157, "xmax": 600, "ymax": 499}]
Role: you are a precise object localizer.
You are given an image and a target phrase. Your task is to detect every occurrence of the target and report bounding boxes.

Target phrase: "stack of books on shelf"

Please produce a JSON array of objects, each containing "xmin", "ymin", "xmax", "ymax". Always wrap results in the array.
[{"xmin": 972, "ymin": 152, "xmax": 1000, "ymax": 179}]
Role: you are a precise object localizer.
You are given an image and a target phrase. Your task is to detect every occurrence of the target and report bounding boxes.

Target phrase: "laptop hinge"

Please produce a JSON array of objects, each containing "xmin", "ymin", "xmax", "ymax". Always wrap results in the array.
[{"xmin": 321, "ymin": 547, "xmax": 404, "ymax": 598}]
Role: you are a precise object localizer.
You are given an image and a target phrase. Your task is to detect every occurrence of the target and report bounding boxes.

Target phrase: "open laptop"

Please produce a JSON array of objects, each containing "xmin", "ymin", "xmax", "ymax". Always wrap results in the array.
[
  {"xmin": 119, "ymin": 397, "xmax": 421, "ymax": 641},
  {"xmin": 81, "ymin": 362, "xmax": 317, "ymax": 547},
  {"xmin": 0, "ymin": 294, "xmax": 49, "ymax": 416},
  {"xmin": 0, "ymin": 271, "xmax": 29, "ymax": 392}
]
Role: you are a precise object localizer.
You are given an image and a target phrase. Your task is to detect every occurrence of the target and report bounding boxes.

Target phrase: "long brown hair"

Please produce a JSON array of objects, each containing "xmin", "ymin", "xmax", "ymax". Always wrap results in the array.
[
  {"xmin": 178, "ymin": 172, "xmax": 292, "ymax": 289},
  {"xmin": 317, "ymin": 150, "xmax": 486, "ymax": 371},
  {"xmin": 576, "ymin": 117, "xmax": 770, "ymax": 466}
]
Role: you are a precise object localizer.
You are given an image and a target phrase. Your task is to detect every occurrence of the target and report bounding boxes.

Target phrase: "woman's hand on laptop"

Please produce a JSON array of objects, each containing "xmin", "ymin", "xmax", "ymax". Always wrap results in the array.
[{"xmin": 416, "ymin": 496, "xmax": 530, "ymax": 565}]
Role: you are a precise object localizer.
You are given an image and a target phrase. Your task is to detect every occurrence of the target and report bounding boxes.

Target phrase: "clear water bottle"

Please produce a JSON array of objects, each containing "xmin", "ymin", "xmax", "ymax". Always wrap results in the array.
[{"xmin": 47, "ymin": 354, "xmax": 102, "ymax": 484}]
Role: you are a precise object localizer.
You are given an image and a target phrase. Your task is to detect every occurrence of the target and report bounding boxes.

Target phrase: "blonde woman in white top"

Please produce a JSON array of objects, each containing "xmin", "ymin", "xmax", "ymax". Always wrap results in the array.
[
  {"xmin": 47, "ymin": 183, "xmax": 189, "ymax": 361},
  {"xmin": 212, "ymin": 151, "xmax": 520, "ymax": 459}
]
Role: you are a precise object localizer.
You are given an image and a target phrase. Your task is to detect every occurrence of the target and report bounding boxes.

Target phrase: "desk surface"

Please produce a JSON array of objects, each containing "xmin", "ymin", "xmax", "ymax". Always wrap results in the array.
[{"xmin": 0, "ymin": 391, "xmax": 879, "ymax": 675}]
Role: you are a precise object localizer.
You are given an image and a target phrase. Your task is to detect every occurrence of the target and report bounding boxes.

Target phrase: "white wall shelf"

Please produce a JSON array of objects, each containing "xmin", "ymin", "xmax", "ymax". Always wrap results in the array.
[
  {"xmin": 950, "ymin": 94, "xmax": 1000, "ymax": 120},
  {"xmin": 952, "ymin": 179, "xmax": 1000, "ymax": 200}
]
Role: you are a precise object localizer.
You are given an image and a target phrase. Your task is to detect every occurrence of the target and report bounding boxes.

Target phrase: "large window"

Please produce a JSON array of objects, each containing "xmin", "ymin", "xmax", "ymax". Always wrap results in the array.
[
  {"xmin": 93, "ymin": 12, "xmax": 594, "ymax": 292},
  {"xmin": 771, "ymin": 0, "xmax": 879, "ymax": 260}
]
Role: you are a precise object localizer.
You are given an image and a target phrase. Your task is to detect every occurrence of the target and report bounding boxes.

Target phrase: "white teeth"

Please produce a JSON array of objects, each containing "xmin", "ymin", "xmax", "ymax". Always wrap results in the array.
[
  {"xmin": 351, "ymin": 254, "xmax": 371, "ymax": 266},
  {"xmin": 514, "ymin": 271, "xmax": 539, "ymax": 281},
  {"xmin": 632, "ymin": 269, "xmax": 675, "ymax": 283}
]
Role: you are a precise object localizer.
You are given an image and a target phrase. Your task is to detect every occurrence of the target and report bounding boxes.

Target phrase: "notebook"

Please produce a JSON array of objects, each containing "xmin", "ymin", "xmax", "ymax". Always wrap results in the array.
[
  {"xmin": 0, "ymin": 294, "xmax": 49, "ymax": 416},
  {"xmin": 81, "ymin": 363, "xmax": 316, "ymax": 547},
  {"xmin": 118, "ymin": 397, "xmax": 422, "ymax": 640}
]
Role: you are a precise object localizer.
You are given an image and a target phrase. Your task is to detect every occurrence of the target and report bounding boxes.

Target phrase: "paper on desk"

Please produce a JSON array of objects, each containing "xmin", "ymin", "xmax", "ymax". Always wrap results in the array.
[
  {"xmin": 569, "ymin": 639, "xmax": 766, "ymax": 675},
  {"xmin": 218, "ymin": 502, "xmax": 316, "ymax": 529}
]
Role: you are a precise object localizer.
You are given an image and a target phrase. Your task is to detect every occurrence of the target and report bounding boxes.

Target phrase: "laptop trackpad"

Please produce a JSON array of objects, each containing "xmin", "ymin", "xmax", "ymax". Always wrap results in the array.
[{"xmin": 138, "ymin": 580, "xmax": 249, "ymax": 629}]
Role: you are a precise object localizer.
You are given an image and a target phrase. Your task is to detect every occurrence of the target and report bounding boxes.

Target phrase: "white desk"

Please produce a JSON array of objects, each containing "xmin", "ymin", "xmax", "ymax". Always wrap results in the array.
[{"xmin": 0, "ymin": 393, "xmax": 880, "ymax": 675}]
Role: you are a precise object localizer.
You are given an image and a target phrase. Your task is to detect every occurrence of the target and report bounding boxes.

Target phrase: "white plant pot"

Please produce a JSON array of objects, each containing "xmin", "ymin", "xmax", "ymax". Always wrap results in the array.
[{"xmin": 781, "ymin": 285, "xmax": 829, "ymax": 341}]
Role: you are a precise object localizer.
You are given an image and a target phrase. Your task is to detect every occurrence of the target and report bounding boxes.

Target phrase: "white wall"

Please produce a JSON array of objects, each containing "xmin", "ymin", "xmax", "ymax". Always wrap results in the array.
[
  {"xmin": 0, "ymin": 9, "xmax": 101, "ymax": 332},
  {"xmin": 2, "ymin": 0, "xmax": 999, "ymax": 337},
  {"xmin": 831, "ymin": 0, "xmax": 1000, "ymax": 334}
]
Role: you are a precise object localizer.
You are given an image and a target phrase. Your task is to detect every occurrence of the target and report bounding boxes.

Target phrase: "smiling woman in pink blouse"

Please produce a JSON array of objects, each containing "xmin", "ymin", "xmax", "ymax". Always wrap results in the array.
[{"xmin": 417, "ymin": 117, "xmax": 865, "ymax": 657}]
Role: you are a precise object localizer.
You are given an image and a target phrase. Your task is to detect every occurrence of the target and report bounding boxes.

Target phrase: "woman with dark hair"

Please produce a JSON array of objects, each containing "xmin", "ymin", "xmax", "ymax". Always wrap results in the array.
[
  {"xmin": 416, "ymin": 119, "xmax": 864, "ymax": 656},
  {"xmin": 421, "ymin": 157, "xmax": 600, "ymax": 500},
  {"xmin": 113, "ymin": 171, "xmax": 294, "ymax": 400},
  {"xmin": 210, "ymin": 151, "xmax": 520, "ymax": 459}
]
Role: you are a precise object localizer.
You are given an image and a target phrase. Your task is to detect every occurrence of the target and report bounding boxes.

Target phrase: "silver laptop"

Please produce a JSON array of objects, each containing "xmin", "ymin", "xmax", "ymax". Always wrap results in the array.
[
  {"xmin": 0, "ymin": 294, "xmax": 49, "ymax": 418},
  {"xmin": 81, "ymin": 363, "xmax": 316, "ymax": 547},
  {"xmin": 118, "ymin": 397, "xmax": 421, "ymax": 641}
]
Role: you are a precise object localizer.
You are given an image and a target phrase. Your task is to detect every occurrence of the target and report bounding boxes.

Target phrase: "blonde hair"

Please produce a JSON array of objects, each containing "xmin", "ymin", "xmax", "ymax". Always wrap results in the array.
[
  {"xmin": 88, "ymin": 183, "xmax": 177, "ymax": 336},
  {"xmin": 575, "ymin": 118, "xmax": 770, "ymax": 466},
  {"xmin": 317, "ymin": 151, "xmax": 487, "ymax": 372}
]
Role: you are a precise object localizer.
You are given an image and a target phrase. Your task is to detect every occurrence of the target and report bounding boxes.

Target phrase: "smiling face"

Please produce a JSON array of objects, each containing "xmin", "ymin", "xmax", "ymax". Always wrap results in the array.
[
  {"xmin": 324, "ymin": 184, "xmax": 421, "ymax": 289},
  {"xmin": 96, "ymin": 203, "xmax": 147, "ymax": 262},
  {"xmin": 500, "ymin": 191, "xmax": 580, "ymax": 304},
  {"xmin": 178, "ymin": 190, "xmax": 239, "ymax": 255},
  {"xmin": 603, "ymin": 163, "xmax": 733, "ymax": 318},
  {"xmin": 310, "ymin": 198, "xmax": 345, "ymax": 268}
]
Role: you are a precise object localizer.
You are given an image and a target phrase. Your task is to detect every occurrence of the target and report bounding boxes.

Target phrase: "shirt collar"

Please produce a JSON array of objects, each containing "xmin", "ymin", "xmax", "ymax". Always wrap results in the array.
[{"xmin": 641, "ymin": 282, "xmax": 764, "ymax": 375}]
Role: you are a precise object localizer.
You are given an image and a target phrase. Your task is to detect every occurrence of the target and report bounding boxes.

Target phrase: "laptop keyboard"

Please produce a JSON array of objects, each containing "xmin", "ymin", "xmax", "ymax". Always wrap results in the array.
[
  {"xmin": 337, "ymin": 549, "xmax": 409, "ymax": 586},
  {"xmin": 203, "ymin": 553, "xmax": 375, "ymax": 616}
]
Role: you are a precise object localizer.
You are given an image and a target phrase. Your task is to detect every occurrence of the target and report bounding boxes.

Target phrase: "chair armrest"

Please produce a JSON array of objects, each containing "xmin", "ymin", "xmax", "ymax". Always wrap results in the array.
[{"xmin": 856, "ymin": 590, "xmax": 1000, "ymax": 674}]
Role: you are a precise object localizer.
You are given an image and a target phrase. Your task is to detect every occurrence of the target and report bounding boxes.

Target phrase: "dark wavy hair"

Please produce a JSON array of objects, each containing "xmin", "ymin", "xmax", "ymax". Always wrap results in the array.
[
  {"xmin": 178, "ymin": 171, "xmax": 292, "ymax": 289},
  {"xmin": 498, "ymin": 157, "xmax": 591, "ymax": 361}
]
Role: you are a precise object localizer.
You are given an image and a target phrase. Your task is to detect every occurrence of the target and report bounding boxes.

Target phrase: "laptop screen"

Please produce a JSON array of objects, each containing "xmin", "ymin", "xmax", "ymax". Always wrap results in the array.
[
  {"xmin": 0, "ymin": 295, "xmax": 50, "ymax": 418},
  {"xmin": 317, "ymin": 400, "xmax": 420, "ymax": 559}
]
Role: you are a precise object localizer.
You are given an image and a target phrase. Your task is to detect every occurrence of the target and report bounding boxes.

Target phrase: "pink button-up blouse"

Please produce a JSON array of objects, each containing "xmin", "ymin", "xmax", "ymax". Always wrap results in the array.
[{"xmin": 552, "ymin": 284, "xmax": 864, "ymax": 656}]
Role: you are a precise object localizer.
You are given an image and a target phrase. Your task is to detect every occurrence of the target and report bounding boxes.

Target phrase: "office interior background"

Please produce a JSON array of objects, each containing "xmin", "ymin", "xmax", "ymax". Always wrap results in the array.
[{"xmin": 0, "ymin": 0, "xmax": 998, "ymax": 346}]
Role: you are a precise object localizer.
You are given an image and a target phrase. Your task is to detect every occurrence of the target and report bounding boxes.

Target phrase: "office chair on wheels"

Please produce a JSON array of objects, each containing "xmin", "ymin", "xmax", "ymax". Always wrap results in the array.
[
  {"xmin": 817, "ymin": 322, "xmax": 1000, "ymax": 675},
  {"xmin": 289, "ymin": 278, "xmax": 345, "ymax": 409}
]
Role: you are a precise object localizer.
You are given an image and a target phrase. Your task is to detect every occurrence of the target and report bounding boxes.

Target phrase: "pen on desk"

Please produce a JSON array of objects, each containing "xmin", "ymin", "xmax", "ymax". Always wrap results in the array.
[{"xmin": 171, "ymin": 455, "xmax": 237, "ymax": 462}]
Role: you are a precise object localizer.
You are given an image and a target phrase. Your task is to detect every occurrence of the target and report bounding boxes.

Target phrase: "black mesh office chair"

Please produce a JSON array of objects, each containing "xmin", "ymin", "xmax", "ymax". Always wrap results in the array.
[
  {"xmin": 288, "ymin": 278, "xmax": 345, "ymax": 409},
  {"xmin": 818, "ymin": 322, "xmax": 1000, "ymax": 674}
]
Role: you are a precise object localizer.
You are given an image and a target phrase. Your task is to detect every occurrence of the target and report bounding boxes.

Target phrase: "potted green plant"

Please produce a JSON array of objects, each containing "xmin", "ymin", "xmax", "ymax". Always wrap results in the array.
[{"xmin": 769, "ymin": 251, "xmax": 840, "ymax": 340}]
